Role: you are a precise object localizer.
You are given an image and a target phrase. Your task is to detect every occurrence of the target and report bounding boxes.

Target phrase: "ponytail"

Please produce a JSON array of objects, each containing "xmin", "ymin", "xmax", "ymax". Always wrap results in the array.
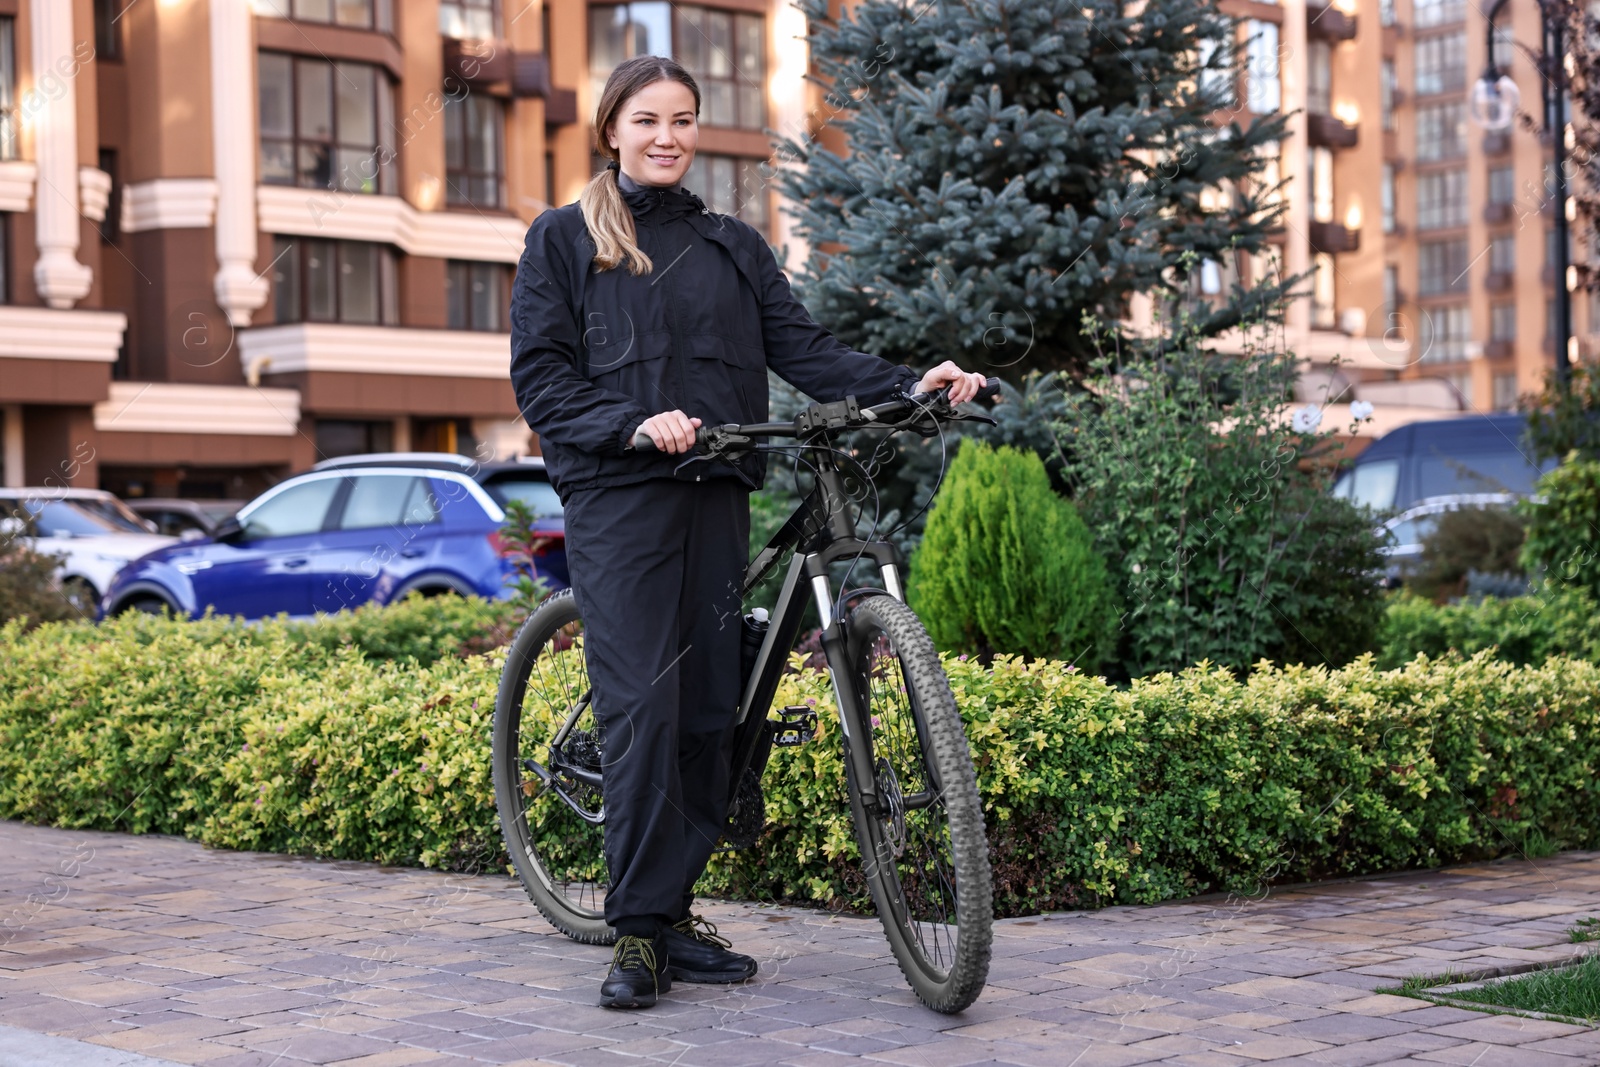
[
  {"xmin": 581, "ymin": 164, "xmax": 652, "ymax": 275},
  {"xmin": 584, "ymin": 56, "xmax": 701, "ymax": 275}
]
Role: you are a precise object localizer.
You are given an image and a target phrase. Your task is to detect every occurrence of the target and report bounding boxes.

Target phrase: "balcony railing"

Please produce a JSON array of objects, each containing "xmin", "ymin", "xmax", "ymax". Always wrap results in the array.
[
  {"xmin": 1308, "ymin": 4, "xmax": 1360, "ymax": 41},
  {"xmin": 1482, "ymin": 202, "xmax": 1515, "ymax": 224},
  {"xmin": 1485, "ymin": 270, "xmax": 1515, "ymax": 292},
  {"xmin": 1308, "ymin": 113, "xmax": 1359, "ymax": 149},
  {"xmin": 441, "ymin": 41, "xmax": 579, "ymax": 126},
  {"xmin": 1310, "ymin": 220, "xmax": 1361, "ymax": 254}
]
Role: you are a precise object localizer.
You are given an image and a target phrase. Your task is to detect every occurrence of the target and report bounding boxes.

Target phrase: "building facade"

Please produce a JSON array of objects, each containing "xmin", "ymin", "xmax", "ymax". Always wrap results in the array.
[
  {"xmin": 1204, "ymin": 0, "xmax": 1594, "ymax": 432},
  {"xmin": 0, "ymin": 0, "xmax": 806, "ymax": 498},
  {"xmin": 3, "ymin": 0, "xmax": 1591, "ymax": 498}
]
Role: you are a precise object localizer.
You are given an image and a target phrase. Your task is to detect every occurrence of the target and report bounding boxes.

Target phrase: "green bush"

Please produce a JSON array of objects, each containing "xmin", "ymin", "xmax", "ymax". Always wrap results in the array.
[
  {"xmin": 908, "ymin": 441, "xmax": 1118, "ymax": 667},
  {"xmin": 0, "ymin": 539, "xmax": 82, "ymax": 631},
  {"xmin": 1059, "ymin": 316, "xmax": 1385, "ymax": 676},
  {"xmin": 7, "ymin": 600, "xmax": 1600, "ymax": 914},
  {"xmin": 1521, "ymin": 457, "xmax": 1600, "ymax": 599},
  {"xmin": 1376, "ymin": 588, "xmax": 1600, "ymax": 669}
]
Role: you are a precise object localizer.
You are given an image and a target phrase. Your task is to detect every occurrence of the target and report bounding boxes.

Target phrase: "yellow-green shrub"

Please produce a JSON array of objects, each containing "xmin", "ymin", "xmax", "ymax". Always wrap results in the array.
[{"xmin": 4, "ymin": 603, "xmax": 1599, "ymax": 915}]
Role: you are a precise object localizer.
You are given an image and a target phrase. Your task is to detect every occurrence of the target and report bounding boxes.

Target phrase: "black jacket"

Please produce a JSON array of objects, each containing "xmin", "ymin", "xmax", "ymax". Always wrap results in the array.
[{"xmin": 509, "ymin": 185, "xmax": 919, "ymax": 497}]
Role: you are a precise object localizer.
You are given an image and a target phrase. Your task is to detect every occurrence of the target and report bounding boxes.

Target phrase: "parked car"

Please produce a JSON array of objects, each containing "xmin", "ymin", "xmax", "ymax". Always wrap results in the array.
[
  {"xmin": 0, "ymin": 488, "xmax": 176, "ymax": 613},
  {"xmin": 1375, "ymin": 493, "xmax": 1519, "ymax": 588},
  {"xmin": 99, "ymin": 453, "xmax": 566, "ymax": 619},
  {"xmin": 1331, "ymin": 413, "xmax": 1555, "ymax": 513},
  {"xmin": 127, "ymin": 498, "xmax": 245, "ymax": 540}
]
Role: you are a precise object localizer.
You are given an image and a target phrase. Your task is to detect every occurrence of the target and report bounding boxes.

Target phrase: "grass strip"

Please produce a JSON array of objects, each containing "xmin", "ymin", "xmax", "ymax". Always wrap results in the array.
[{"xmin": 1437, "ymin": 956, "xmax": 1600, "ymax": 1022}]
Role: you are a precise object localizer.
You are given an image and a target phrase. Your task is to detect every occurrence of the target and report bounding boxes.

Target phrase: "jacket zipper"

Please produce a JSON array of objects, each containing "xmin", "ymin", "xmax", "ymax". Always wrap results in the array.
[{"xmin": 658, "ymin": 206, "xmax": 698, "ymax": 479}]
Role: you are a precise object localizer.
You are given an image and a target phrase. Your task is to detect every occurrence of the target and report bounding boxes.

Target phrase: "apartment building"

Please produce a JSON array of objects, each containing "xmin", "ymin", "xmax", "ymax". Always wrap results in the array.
[
  {"xmin": 0, "ymin": 0, "xmax": 806, "ymax": 498},
  {"xmin": 1204, "ymin": 0, "xmax": 1593, "ymax": 434}
]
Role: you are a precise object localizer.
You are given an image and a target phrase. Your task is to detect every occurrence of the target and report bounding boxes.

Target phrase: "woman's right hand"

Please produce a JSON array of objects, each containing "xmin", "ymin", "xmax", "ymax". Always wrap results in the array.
[{"xmin": 633, "ymin": 410, "xmax": 702, "ymax": 453}]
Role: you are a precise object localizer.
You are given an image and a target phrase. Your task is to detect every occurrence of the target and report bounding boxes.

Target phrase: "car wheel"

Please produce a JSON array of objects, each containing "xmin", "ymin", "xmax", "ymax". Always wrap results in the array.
[
  {"xmin": 60, "ymin": 578, "xmax": 98, "ymax": 618},
  {"xmin": 122, "ymin": 596, "xmax": 173, "ymax": 616}
]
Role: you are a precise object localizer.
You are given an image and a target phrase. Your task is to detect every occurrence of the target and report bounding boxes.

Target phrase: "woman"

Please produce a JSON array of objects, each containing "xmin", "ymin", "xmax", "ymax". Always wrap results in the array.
[{"xmin": 509, "ymin": 55, "xmax": 985, "ymax": 1010}]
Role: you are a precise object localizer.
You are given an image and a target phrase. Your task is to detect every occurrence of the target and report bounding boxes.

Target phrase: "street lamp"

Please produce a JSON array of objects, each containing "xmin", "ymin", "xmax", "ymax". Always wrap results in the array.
[{"xmin": 1473, "ymin": 0, "xmax": 1572, "ymax": 391}]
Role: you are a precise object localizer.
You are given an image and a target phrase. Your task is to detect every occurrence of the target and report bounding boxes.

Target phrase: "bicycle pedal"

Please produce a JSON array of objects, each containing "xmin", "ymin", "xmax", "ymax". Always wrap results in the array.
[{"xmin": 771, "ymin": 705, "xmax": 817, "ymax": 746}]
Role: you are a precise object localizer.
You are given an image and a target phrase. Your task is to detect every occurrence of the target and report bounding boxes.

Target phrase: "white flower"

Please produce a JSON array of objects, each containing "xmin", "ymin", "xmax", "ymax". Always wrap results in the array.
[
  {"xmin": 1291, "ymin": 404, "xmax": 1324, "ymax": 433},
  {"xmin": 1131, "ymin": 563, "xmax": 1143, "ymax": 574},
  {"xmin": 1350, "ymin": 400, "xmax": 1375, "ymax": 421}
]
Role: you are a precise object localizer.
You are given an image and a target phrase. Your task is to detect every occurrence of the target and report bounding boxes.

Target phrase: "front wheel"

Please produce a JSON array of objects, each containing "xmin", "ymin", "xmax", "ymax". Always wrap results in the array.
[
  {"xmin": 492, "ymin": 589, "xmax": 614, "ymax": 944},
  {"xmin": 840, "ymin": 595, "xmax": 992, "ymax": 1013}
]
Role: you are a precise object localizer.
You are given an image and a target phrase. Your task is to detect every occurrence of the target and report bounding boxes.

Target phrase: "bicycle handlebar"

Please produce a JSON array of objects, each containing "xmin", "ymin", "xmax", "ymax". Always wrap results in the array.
[{"xmin": 629, "ymin": 377, "xmax": 1001, "ymax": 454}]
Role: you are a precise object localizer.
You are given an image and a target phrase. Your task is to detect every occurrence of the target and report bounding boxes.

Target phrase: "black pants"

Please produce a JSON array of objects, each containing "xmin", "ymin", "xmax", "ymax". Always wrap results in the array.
[{"xmin": 562, "ymin": 477, "xmax": 750, "ymax": 935}]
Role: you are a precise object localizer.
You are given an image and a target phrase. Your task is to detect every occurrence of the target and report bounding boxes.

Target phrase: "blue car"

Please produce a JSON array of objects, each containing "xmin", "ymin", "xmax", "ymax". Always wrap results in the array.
[{"xmin": 100, "ymin": 453, "xmax": 567, "ymax": 619}]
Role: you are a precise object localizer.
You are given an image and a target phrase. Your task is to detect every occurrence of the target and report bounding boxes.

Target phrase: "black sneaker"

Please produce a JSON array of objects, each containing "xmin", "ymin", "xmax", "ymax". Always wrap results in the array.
[
  {"xmin": 661, "ymin": 914, "xmax": 758, "ymax": 984},
  {"xmin": 599, "ymin": 934, "xmax": 671, "ymax": 1009}
]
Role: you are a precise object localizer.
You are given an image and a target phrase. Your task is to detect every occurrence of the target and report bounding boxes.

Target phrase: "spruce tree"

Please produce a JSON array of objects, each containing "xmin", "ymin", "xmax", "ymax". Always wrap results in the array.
[{"xmin": 775, "ymin": 0, "xmax": 1291, "ymax": 379}]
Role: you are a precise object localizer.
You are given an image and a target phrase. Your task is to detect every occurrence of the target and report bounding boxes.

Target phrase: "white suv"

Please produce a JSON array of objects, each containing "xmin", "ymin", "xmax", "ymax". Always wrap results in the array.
[{"xmin": 0, "ymin": 488, "xmax": 176, "ymax": 614}]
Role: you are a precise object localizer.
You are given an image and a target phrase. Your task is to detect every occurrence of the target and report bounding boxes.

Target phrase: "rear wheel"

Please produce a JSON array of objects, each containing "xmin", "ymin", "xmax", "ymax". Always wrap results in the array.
[
  {"xmin": 840, "ymin": 595, "xmax": 992, "ymax": 1013},
  {"xmin": 492, "ymin": 589, "xmax": 613, "ymax": 944}
]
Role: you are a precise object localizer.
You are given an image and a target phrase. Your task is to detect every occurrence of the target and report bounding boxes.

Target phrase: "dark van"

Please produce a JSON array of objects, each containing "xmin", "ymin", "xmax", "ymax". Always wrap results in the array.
[{"xmin": 1330, "ymin": 413, "xmax": 1555, "ymax": 512}]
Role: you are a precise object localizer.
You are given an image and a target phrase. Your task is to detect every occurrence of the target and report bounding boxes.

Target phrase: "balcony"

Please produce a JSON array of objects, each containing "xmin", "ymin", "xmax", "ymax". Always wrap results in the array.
[
  {"xmin": 1308, "ymin": 113, "xmax": 1360, "ymax": 149},
  {"xmin": 443, "ymin": 38, "xmax": 512, "ymax": 87},
  {"xmin": 1310, "ymin": 220, "xmax": 1361, "ymax": 254},
  {"xmin": 1483, "ymin": 130, "xmax": 1512, "ymax": 156},
  {"xmin": 1484, "ymin": 339, "xmax": 1515, "ymax": 359},
  {"xmin": 1483, "ymin": 202, "xmax": 1515, "ymax": 224},
  {"xmin": 1485, "ymin": 270, "xmax": 1515, "ymax": 292},
  {"xmin": 441, "ymin": 41, "xmax": 579, "ymax": 126},
  {"xmin": 1308, "ymin": 3, "xmax": 1360, "ymax": 41}
]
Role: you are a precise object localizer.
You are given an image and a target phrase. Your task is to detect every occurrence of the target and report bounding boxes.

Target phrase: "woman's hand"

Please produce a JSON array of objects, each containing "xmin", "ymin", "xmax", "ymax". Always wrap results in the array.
[
  {"xmin": 915, "ymin": 361, "xmax": 988, "ymax": 404},
  {"xmin": 634, "ymin": 410, "xmax": 702, "ymax": 453}
]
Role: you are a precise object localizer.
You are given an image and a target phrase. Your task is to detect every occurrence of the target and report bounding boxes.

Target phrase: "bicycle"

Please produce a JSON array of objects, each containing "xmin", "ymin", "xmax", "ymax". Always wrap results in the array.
[{"xmin": 492, "ymin": 379, "xmax": 1000, "ymax": 1013}]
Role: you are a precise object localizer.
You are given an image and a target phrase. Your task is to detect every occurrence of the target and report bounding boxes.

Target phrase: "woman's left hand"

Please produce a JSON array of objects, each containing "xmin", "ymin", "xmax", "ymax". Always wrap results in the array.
[{"xmin": 915, "ymin": 361, "xmax": 988, "ymax": 404}]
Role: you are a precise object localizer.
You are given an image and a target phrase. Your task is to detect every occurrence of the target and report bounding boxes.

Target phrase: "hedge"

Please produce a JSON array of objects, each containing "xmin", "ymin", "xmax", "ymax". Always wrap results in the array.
[
  {"xmin": 3, "ymin": 601, "xmax": 1599, "ymax": 914},
  {"xmin": 1376, "ymin": 589, "xmax": 1600, "ymax": 670}
]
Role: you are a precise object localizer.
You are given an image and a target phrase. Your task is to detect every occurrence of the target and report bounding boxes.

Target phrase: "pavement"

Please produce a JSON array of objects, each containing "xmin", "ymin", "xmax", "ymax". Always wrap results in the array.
[{"xmin": 0, "ymin": 821, "xmax": 1597, "ymax": 1067}]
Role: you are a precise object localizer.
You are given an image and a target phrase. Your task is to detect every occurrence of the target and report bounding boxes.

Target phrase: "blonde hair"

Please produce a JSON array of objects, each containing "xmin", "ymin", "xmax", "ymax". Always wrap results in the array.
[{"xmin": 582, "ymin": 57, "xmax": 702, "ymax": 275}]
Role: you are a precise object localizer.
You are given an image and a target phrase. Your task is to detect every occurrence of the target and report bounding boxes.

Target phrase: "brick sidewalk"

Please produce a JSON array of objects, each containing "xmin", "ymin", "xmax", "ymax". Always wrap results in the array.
[{"xmin": 0, "ymin": 821, "xmax": 1596, "ymax": 1066}]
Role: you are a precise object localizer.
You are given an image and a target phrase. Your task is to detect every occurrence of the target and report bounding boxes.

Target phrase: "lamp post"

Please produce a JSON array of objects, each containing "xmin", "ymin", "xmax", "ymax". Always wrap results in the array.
[{"xmin": 1472, "ymin": 0, "xmax": 1572, "ymax": 391}]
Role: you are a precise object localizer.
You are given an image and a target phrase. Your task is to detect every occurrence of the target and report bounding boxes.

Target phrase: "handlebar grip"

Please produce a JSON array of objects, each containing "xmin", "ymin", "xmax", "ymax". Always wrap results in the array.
[
  {"xmin": 973, "ymin": 377, "xmax": 1002, "ymax": 403},
  {"xmin": 631, "ymin": 432, "xmax": 658, "ymax": 453}
]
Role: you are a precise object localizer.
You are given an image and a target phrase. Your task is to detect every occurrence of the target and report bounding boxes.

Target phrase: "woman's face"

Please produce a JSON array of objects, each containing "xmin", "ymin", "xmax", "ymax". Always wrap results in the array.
[{"xmin": 606, "ymin": 79, "xmax": 698, "ymax": 188}]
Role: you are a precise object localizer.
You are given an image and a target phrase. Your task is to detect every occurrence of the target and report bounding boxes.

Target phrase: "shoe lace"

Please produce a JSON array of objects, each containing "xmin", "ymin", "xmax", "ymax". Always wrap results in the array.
[
  {"xmin": 673, "ymin": 914, "xmax": 732, "ymax": 949},
  {"xmin": 612, "ymin": 935, "xmax": 658, "ymax": 972}
]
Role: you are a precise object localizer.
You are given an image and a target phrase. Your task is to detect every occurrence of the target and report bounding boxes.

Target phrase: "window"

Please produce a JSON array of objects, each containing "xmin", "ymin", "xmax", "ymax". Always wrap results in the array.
[
  {"xmin": 1415, "ymin": 101, "xmax": 1466, "ymax": 161},
  {"xmin": 1493, "ymin": 374, "xmax": 1519, "ymax": 410},
  {"xmin": 259, "ymin": 54, "xmax": 396, "ymax": 195},
  {"xmin": 241, "ymin": 479, "xmax": 341, "ymax": 540},
  {"xmin": 440, "ymin": 0, "xmax": 497, "ymax": 39},
  {"xmin": 683, "ymin": 153, "xmax": 768, "ymax": 230},
  {"xmin": 1414, "ymin": 32, "xmax": 1466, "ymax": 95},
  {"xmin": 1312, "ymin": 252, "xmax": 1336, "ymax": 330},
  {"xmin": 1307, "ymin": 41, "xmax": 1331, "ymax": 116},
  {"xmin": 1492, "ymin": 21, "xmax": 1515, "ymax": 70},
  {"xmin": 1198, "ymin": 34, "xmax": 1234, "ymax": 108},
  {"xmin": 1384, "ymin": 264, "xmax": 1401, "ymax": 318},
  {"xmin": 1309, "ymin": 146, "xmax": 1334, "ymax": 224},
  {"xmin": 255, "ymin": 0, "xmax": 393, "ymax": 32},
  {"xmin": 1490, "ymin": 234, "xmax": 1516, "ymax": 275},
  {"xmin": 339, "ymin": 475, "xmax": 439, "ymax": 530},
  {"xmin": 316, "ymin": 420, "xmax": 393, "ymax": 459},
  {"xmin": 94, "ymin": 0, "xmax": 123, "ymax": 60},
  {"xmin": 1380, "ymin": 0, "xmax": 1396, "ymax": 27},
  {"xmin": 1246, "ymin": 21, "xmax": 1280, "ymax": 114},
  {"xmin": 0, "ymin": 19, "xmax": 15, "ymax": 162},
  {"xmin": 1488, "ymin": 166, "xmax": 1515, "ymax": 205},
  {"xmin": 1381, "ymin": 61, "xmax": 1397, "ymax": 131},
  {"xmin": 1416, "ymin": 169, "xmax": 1467, "ymax": 230},
  {"xmin": 1419, "ymin": 238, "xmax": 1469, "ymax": 295},
  {"xmin": 444, "ymin": 92, "xmax": 504, "ymax": 208},
  {"xmin": 1419, "ymin": 303, "xmax": 1471, "ymax": 363},
  {"xmin": 1381, "ymin": 164, "xmax": 1396, "ymax": 233},
  {"xmin": 1414, "ymin": 0, "xmax": 1465, "ymax": 27},
  {"xmin": 273, "ymin": 237, "xmax": 399, "ymax": 326},
  {"xmin": 590, "ymin": 4, "xmax": 766, "ymax": 130},
  {"xmin": 446, "ymin": 261, "xmax": 510, "ymax": 332},
  {"xmin": 1491, "ymin": 303, "xmax": 1517, "ymax": 342}
]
